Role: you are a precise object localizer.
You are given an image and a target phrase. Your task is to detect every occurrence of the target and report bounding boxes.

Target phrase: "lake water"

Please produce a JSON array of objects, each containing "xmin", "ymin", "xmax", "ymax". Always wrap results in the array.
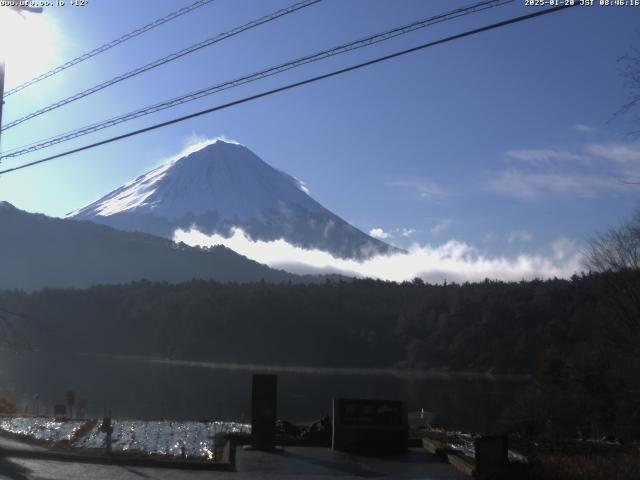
[{"xmin": 0, "ymin": 349, "xmax": 530, "ymax": 433}]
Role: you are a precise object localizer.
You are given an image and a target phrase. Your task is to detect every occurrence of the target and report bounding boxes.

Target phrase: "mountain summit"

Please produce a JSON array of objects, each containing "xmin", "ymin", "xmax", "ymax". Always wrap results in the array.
[{"xmin": 69, "ymin": 140, "xmax": 398, "ymax": 259}]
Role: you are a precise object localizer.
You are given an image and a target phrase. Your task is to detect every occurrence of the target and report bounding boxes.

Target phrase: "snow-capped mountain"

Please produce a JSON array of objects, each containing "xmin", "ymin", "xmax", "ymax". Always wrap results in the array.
[{"xmin": 69, "ymin": 140, "xmax": 398, "ymax": 259}]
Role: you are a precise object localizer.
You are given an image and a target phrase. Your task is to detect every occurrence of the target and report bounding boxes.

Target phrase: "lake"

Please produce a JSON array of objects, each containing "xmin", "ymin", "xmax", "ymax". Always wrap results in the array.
[{"xmin": 0, "ymin": 348, "xmax": 530, "ymax": 433}]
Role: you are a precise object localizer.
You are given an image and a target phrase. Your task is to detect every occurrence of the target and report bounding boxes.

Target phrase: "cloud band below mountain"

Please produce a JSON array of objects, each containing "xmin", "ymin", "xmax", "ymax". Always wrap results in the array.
[{"xmin": 174, "ymin": 227, "xmax": 583, "ymax": 283}]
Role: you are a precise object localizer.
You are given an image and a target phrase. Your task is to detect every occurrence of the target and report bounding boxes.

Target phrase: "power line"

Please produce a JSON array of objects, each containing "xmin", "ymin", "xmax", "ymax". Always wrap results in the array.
[
  {"xmin": 0, "ymin": 4, "xmax": 577, "ymax": 176},
  {"xmin": 0, "ymin": 0, "xmax": 514, "ymax": 160},
  {"xmin": 0, "ymin": 4, "xmax": 577, "ymax": 177},
  {"xmin": 2, "ymin": 0, "xmax": 321, "ymax": 132},
  {"xmin": 4, "ymin": 0, "xmax": 216, "ymax": 97}
]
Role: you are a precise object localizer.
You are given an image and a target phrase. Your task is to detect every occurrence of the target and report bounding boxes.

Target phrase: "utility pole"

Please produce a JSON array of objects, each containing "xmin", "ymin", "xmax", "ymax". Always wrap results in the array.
[
  {"xmin": 0, "ymin": 6, "xmax": 43, "ymax": 150},
  {"xmin": 0, "ymin": 59, "xmax": 5, "ymax": 150}
]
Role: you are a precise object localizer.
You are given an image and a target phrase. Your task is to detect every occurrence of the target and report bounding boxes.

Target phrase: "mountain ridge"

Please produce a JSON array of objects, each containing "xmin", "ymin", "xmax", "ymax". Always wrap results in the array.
[{"xmin": 0, "ymin": 202, "xmax": 308, "ymax": 291}]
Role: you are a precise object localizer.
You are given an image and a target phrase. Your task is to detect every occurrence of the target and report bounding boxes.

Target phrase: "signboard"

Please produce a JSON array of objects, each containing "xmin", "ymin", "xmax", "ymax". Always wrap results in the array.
[
  {"xmin": 332, "ymin": 398, "xmax": 408, "ymax": 453},
  {"xmin": 251, "ymin": 374, "xmax": 277, "ymax": 450}
]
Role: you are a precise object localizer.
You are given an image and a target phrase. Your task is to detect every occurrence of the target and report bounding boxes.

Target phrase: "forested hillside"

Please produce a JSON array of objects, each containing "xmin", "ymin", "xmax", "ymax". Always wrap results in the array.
[{"xmin": 0, "ymin": 274, "xmax": 609, "ymax": 372}]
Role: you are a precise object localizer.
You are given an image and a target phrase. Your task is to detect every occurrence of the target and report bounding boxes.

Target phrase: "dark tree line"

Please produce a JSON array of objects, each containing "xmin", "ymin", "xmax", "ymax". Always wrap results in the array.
[{"xmin": 0, "ymin": 274, "xmax": 606, "ymax": 373}]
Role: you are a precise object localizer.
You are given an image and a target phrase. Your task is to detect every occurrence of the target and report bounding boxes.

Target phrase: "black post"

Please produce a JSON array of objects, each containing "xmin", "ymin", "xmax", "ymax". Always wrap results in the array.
[
  {"xmin": 251, "ymin": 374, "xmax": 277, "ymax": 450},
  {"xmin": 66, "ymin": 390, "xmax": 75, "ymax": 419},
  {"xmin": 99, "ymin": 416, "xmax": 113, "ymax": 457}
]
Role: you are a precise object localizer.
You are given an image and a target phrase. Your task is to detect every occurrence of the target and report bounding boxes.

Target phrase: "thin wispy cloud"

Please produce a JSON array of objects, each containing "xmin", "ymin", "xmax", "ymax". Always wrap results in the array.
[
  {"xmin": 430, "ymin": 219, "xmax": 452, "ymax": 236},
  {"xmin": 506, "ymin": 149, "xmax": 588, "ymax": 164},
  {"xmin": 484, "ymin": 232, "xmax": 498, "ymax": 242},
  {"xmin": 585, "ymin": 142, "xmax": 640, "ymax": 182},
  {"xmin": 573, "ymin": 124, "xmax": 598, "ymax": 134},
  {"xmin": 490, "ymin": 140, "xmax": 640, "ymax": 200},
  {"xmin": 488, "ymin": 170, "xmax": 625, "ymax": 200},
  {"xmin": 174, "ymin": 228, "xmax": 583, "ymax": 284},
  {"xmin": 390, "ymin": 179, "xmax": 449, "ymax": 201},
  {"xmin": 398, "ymin": 228, "xmax": 416, "ymax": 237},
  {"xmin": 585, "ymin": 143, "xmax": 640, "ymax": 164},
  {"xmin": 508, "ymin": 230, "xmax": 533, "ymax": 243}
]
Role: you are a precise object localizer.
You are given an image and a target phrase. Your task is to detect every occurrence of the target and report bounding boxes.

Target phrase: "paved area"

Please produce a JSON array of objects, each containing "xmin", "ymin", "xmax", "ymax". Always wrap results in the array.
[
  {"xmin": 235, "ymin": 446, "xmax": 467, "ymax": 479},
  {"xmin": 0, "ymin": 436, "xmax": 48, "ymax": 455},
  {"xmin": 0, "ymin": 457, "xmax": 226, "ymax": 480},
  {"xmin": 0, "ymin": 436, "xmax": 467, "ymax": 479}
]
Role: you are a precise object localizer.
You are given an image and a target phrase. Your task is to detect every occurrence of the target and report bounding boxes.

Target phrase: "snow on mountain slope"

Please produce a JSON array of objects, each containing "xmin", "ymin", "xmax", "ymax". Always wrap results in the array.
[{"xmin": 69, "ymin": 140, "xmax": 399, "ymax": 259}]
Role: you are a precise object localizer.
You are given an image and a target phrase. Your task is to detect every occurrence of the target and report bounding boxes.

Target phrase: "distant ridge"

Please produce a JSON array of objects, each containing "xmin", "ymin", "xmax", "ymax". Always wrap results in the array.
[{"xmin": 0, "ymin": 202, "xmax": 300, "ymax": 291}]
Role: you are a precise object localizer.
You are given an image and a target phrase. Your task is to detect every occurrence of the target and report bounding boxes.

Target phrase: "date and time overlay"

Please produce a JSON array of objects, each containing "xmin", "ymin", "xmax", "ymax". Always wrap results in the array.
[
  {"xmin": 0, "ymin": 1, "xmax": 87, "ymax": 7},
  {"xmin": 0, "ymin": 0, "xmax": 640, "ymax": 9}
]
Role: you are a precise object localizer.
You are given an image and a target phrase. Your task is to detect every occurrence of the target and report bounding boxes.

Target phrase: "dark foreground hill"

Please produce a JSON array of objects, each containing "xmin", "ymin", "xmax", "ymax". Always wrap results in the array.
[{"xmin": 0, "ymin": 202, "xmax": 297, "ymax": 290}]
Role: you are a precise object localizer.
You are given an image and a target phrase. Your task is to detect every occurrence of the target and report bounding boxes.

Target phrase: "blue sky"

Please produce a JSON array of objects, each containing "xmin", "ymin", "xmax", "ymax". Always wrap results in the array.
[{"xmin": 1, "ymin": 0, "xmax": 640, "ymax": 273}]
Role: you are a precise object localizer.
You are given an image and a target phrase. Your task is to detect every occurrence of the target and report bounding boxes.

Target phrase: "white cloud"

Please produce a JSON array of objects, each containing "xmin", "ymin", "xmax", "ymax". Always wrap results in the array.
[
  {"xmin": 484, "ymin": 232, "xmax": 498, "ymax": 242},
  {"xmin": 390, "ymin": 179, "xmax": 449, "ymax": 200},
  {"xmin": 491, "ymin": 141, "xmax": 640, "ymax": 200},
  {"xmin": 573, "ymin": 124, "xmax": 598, "ymax": 133},
  {"xmin": 551, "ymin": 237, "xmax": 578, "ymax": 262},
  {"xmin": 489, "ymin": 170, "xmax": 625, "ymax": 200},
  {"xmin": 398, "ymin": 228, "xmax": 416, "ymax": 237},
  {"xmin": 369, "ymin": 228, "xmax": 391, "ymax": 240},
  {"xmin": 506, "ymin": 149, "xmax": 588, "ymax": 164},
  {"xmin": 508, "ymin": 230, "xmax": 533, "ymax": 243},
  {"xmin": 585, "ymin": 143, "xmax": 640, "ymax": 164},
  {"xmin": 430, "ymin": 219, "xmax": 452, "ymax": 236},
  {"xmin": 174, "ymin": 228, "xmax": 583, "ymax": 284},
  {"xmin": 585, "ymin": 143, "xmax": 640, "ymax": 181},
  {"xmin": 296, "ymin": 179, "xmax": 310, "ymax": 195},
  {"xmin": 170, "ymin": 134, "xmax": 243, "ymax": 164}
]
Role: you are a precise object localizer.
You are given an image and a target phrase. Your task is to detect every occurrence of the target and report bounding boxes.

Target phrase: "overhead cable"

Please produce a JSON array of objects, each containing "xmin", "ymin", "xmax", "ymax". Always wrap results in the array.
[
  {"xmin": 2, "ymin": 0, "xmax": 321, "ymax": 131},
  {"xmin": 0, "ymin": 4, "xmax": 578, "ymax": 177},
  {"xmin": 4, "ymin": 0, "xmax": 217, "ymax": 97},
  {"xmin": 0, "ymin": 0, "xmax": 513, "ymax": 159}
]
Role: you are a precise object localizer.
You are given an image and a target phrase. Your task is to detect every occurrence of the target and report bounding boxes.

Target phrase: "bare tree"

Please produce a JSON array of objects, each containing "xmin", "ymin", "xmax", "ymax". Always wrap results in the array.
[
  {"xmin": 617, "ymin": 45, "xmax": 640, "ymax": 134},
  {"xmin": 584, "ymin": 210, "xmax": 640, "ymax": 335},
  {"xmin": 584, "ymin": 212, "xmax": 640, "ymax": 437}
]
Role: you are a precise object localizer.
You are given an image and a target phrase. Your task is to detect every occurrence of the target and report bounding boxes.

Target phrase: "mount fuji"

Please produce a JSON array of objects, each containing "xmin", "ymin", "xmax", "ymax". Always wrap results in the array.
[{"xmin": 69, "ymin": 140, "xmax": 399, "ymax": 259}]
